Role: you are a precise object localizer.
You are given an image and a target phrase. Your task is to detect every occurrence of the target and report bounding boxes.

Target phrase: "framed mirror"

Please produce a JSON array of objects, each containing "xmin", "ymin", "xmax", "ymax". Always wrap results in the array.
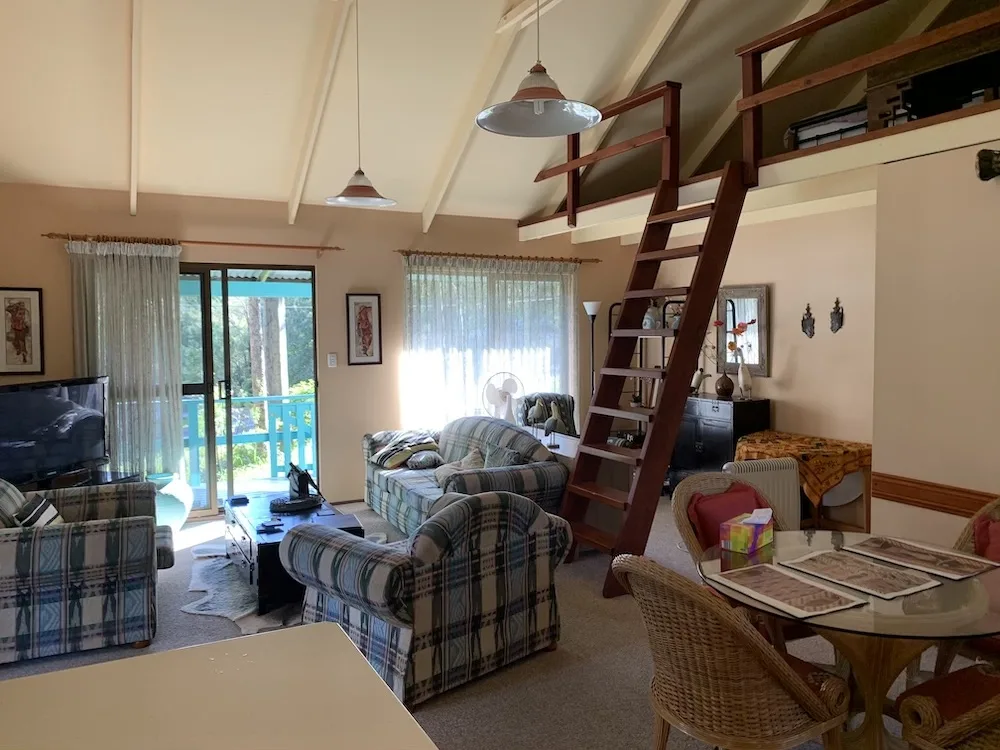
[{"xmin": 716, "ymin": 285, "xmax": 770, "ymax": 377}]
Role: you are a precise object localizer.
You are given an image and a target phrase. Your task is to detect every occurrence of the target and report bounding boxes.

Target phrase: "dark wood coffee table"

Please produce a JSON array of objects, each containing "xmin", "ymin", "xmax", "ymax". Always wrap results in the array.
[{"xmin": 224, "ymin": 492, "xmax": 364, "ymax": 615}]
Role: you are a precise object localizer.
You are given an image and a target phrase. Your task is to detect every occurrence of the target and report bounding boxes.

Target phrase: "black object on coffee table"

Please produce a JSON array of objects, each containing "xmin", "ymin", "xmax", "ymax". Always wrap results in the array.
[{"xmin": 224, "ymin": 492, "xmax": 364, "ymax": 615}]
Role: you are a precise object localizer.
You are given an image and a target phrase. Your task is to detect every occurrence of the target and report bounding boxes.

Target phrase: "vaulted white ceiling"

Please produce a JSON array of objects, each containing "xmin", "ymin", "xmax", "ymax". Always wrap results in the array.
[{"xmin": 0, "ymin": 0, "xmax": 973, "ymax": 226}]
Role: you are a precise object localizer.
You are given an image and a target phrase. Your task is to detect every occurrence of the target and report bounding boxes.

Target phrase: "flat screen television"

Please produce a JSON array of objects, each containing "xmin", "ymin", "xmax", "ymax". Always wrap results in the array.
[{"xmin": 0, "ymin": 376, "xmax": 109, "ymax": 484}]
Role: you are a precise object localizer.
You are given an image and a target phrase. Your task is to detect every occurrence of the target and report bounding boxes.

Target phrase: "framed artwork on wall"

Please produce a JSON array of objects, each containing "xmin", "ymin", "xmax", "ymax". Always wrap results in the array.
[
  {"xmin": 1, "ymin": 287, "xmax": 44, "ymax": 375},
  {"xmin": 346, "ymin": 293, "xmax": 382, "ymax": 366}
]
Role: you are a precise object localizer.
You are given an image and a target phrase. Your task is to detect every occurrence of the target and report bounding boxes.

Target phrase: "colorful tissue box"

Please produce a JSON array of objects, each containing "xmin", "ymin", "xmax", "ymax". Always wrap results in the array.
[{"xmin": 720, "ymin": 512, "xmax": 774, "ymax": 554}]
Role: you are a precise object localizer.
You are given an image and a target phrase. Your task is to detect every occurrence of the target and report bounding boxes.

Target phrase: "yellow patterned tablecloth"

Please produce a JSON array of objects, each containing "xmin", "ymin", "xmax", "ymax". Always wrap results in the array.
[{"xmin": 734, "ymin": 430, "xmax": 872, "ymax": 507}]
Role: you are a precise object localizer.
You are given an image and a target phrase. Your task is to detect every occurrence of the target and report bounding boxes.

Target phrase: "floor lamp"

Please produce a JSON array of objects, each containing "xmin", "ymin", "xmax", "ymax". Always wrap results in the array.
[{"xmin": 583, "ymin": 301, "xmax": 602, "ymax": 394}]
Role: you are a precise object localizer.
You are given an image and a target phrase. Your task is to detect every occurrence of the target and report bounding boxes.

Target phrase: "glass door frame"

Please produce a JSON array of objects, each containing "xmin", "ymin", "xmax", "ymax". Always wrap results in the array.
[{"xmin": 180, "ymin": 262, "xmax": 320, "ymax": 516}]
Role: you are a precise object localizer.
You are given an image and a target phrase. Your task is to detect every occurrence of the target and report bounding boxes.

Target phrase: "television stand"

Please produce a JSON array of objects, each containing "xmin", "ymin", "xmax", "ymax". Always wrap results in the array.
[{"xmin": 16, "ymin": 468, "xmax": 141, "ymax": 493}]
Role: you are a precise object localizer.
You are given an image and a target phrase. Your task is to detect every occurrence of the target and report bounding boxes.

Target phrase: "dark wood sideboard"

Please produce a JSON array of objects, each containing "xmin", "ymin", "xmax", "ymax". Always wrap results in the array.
[{"xmin": 667, "ymin": 395, "xmax": 771, "ymax": 489}]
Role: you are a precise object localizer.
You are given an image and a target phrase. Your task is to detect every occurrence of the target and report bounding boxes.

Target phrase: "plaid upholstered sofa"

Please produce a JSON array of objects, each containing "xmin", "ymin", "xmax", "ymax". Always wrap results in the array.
[
  {"xmin": 0, "ymin": 482, "xmax": 174, "ymax": 664},
  {"xmin": 280, "ymin": 491, "xmax": 572, "ymax": 706},
  {"xmin": 363, "ymin": 416, "xmax": 569, "ymax": 535}
]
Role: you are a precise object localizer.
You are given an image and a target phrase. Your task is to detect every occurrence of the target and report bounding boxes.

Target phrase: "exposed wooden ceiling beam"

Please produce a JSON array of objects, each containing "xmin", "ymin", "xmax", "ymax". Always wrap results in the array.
[
  {"xmin": 496, "ymin": 0, "xmax": 567, "ymax": 34},
  {"xmin": 681, "ymin": 0, "xmax": 830, "ymax": 178},
  {"xmin": 421, "ymin": 0, "xmax": 562, "ymax": 234},
  {"xmin": 538, "ymin": 0, "xmax": 696, "ymax": 215},
  {"xmin": 129, "ymin": 0, "xmax": 142, "ymax": 216},
  {"xmin": 287, "ymin": 0, "xmax": 354, "ymax": 225}
]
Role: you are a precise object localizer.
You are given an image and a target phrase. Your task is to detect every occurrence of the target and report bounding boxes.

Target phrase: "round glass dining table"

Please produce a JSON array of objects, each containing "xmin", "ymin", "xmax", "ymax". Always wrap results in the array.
[{"xmin": 698, "ymin": 530, "xmax": 1000, "ymax": 750}]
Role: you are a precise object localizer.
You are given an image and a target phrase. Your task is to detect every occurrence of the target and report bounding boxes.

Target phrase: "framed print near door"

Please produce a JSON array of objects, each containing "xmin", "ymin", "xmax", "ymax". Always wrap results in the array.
[
  {"xmin": 346, "ymin": 293, "xmax": 382, "ymax": 365},
  {"xmin": 2, "ymin": 287, "xmax": 44, "ymax": 375}
]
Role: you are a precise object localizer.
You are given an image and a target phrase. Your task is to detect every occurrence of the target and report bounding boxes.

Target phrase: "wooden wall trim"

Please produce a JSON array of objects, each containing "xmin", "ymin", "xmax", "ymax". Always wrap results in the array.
[{"xmin": 871, "ymin": 472, "xmax": 997, "ymax": 517}]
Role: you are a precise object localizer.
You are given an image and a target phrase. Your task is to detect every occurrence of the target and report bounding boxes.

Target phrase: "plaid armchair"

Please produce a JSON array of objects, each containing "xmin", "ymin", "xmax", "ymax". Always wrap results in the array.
[
  {"xmin": 280, "ymin": 491, "xmax": 572, "ymax": 706},
  {"xmin": 0, "ymin": 482, "xmax": 174, "ymax": 664}
]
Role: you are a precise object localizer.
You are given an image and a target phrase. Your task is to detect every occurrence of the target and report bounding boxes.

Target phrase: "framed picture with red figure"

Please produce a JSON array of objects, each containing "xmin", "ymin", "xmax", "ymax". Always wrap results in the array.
[
  {"xmin": 1, "ymin": 287, "xmax": 44, "ymax": 375},
  {"xmin": 346, "ymin": 293, "xmax": 382, "ymax": 366}
]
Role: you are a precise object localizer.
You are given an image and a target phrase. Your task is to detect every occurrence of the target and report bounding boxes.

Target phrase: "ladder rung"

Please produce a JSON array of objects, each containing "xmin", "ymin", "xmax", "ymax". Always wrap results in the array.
[
  {"xmin": 589, "ymin": 405, "xmax": 654, "ymax": 423},
  {"xmin": 570, "ymin": 521, "xmax": 617, "ymax": 553},
  {"xmin": 622, "ymin": 286, "xmax": 689, "ymax": 299},
  {"xmin": 579, "ymin": 443, "xmax": 642, "ymax": 466},
  {"xmin": 635, "ymin": 245, "xmax": 702, "ymax": 262},
  {"xmin": 601, "ymin": 367, "xmax": 665, "ymax": 379},
  {"xmin": 647, "ymin": 202, "xmax": 715, "ymax": 225},
  {"xmin": 568, "ymin": 481, "xmax": 630, "ymax": 510},
  {"xmin": 611, "ymin": 328, "xmax": 675, "ymax": 339}
]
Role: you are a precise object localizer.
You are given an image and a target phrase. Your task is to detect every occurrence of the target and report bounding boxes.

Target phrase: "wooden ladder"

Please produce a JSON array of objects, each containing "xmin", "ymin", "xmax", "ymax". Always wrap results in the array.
[{"xmin": 560, "ymin": 159, "xmax": 748, "ymax": 597}]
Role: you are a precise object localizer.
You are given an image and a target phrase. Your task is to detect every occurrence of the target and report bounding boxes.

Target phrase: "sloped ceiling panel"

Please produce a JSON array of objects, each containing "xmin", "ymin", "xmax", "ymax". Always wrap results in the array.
[{"xmin": 0, "ymin": 0, "xmax": 131, "ymax": 190}]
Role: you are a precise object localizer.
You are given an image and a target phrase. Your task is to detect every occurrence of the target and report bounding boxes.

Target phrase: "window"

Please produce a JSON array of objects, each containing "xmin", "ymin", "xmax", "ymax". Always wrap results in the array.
[{"xmin": 401, "ymin": 255, "xmax": 578, "ymax": 428}]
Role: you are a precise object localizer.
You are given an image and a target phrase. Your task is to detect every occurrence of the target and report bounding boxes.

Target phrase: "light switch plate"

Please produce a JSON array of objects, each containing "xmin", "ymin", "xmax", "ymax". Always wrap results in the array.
[{"xmin": 327, "ymin": 353, "xmax": 338, "ymax": 368}]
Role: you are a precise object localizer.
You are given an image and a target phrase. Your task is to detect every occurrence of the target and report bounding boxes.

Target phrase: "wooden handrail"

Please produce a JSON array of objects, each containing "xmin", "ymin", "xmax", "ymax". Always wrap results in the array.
[
  {"xmin": 737, "ymin": 6, "xmax": 1000, "ymax": 112},
  {"xmin": 535, "ymin": 128, "xmax": 668, "ymax": 182},
  {"xmin": 600, "ymin": 80, "xmax": 680, "ymax": 119},
  {"xmin": 735, "ymin": 0, "xmax": 892, "ymax": 57}
]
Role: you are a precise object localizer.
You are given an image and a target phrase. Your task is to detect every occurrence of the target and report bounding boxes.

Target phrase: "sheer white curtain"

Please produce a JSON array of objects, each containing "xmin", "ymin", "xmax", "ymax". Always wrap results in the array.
[
  {"xmin": 401, "ymin": 254, "xmax": 579, "ymax": 428},
  {"xmin": 67, "ymin": 241, "xmax": 183, "ymax": 475}
]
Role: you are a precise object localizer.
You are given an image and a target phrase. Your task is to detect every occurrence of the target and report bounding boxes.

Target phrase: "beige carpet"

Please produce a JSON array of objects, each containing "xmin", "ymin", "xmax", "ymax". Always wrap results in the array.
[{"xmin": 0, "ymin": 499, "xmax": 951, "ymax": 749}]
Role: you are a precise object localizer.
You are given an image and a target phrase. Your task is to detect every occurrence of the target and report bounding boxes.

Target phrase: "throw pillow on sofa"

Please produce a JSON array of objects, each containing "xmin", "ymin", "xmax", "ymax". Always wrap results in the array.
[
  {"xmin": 0, "ymin": 477, "xmax": 28, "ymax": 528},
  {"xmin": 13, "ymin": 495, "xmax": 64, "ymax": 527},
  {"xmin": 371, "ymin": 430, "xmax": 438, "ymax": 469},
  {"xmin": 484, "ymin": 444, "xmax": 526, "ymax": 469},
  {"xmin": 434, "ymin": 448, "xmax": 485, "ymax": 487},
  {"xmin": 407, "ymin": 450, "xmax": 444, "ymax": 470}
]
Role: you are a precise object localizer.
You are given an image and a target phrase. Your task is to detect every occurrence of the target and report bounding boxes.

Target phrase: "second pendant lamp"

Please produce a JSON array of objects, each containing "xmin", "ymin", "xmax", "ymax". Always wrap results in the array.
[
  {"xmin": 327, "ymin": 0, "xmax": 395, "ymax": 208},
  {"xmin": 476, "ymin": 0, "xmax": 601, "ymax": 138}
]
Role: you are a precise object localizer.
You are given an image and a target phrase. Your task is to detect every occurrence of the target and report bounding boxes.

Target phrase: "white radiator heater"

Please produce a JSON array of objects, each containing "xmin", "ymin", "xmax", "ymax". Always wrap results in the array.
[{"xmin": 723, "ymin": 458, "xmax": 801, "ymax": 530}]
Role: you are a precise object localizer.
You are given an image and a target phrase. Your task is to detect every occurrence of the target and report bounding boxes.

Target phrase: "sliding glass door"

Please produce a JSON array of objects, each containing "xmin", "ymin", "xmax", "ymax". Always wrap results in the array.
[{"xmin": 179, "ymin": 265, "xmax": 317, "ymax": 514}]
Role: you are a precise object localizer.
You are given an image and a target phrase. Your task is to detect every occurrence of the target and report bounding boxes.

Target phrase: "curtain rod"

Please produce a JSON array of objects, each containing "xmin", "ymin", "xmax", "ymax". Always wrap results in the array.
[
  {"xmin": 40, "ymin": 233, "xmax": 344, "ymax": 253},
  {"xmin": 395, "ymin": 249, "xmax": 600, "ymax": 264}
]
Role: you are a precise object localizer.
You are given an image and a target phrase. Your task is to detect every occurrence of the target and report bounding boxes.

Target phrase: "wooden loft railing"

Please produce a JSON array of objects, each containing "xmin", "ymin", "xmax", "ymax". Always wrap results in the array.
[
  {"xmin": 737, "ymin": 0, "xmax": 1000, "ymax": 185},
  {"xmin": 532, "ymin": 81, "xmax": 681, "ymax": 227},
  {"xmin": 519, "ymin": 0, "xmax": 1000, "ymax": 232}
]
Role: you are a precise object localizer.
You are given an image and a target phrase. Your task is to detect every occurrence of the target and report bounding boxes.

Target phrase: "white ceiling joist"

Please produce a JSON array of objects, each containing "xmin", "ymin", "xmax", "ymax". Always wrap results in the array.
[
  {"xmin": 680, "ymin": 0, "xmax": 829, "ymax": 178},
  {"xmin": 129, "ymin": 0, "xmax": 142, "ymax": 216},
  {"xmin": 421, "ymin": 0, "xmax": 564, "ymax": 234},
  {"xmin": 287, "ymin": 0, "xmax": 354, "ymax": 225},
  {"xmin": 538, "ymin": 0, "xmax": 697, "ymax": 215}
]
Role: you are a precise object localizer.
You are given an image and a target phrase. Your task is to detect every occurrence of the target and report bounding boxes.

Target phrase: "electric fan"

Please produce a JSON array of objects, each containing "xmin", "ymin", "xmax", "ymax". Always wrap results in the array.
[{"xmin": 481, "ymin": 372, "xmax": 524, "ymax": 423}]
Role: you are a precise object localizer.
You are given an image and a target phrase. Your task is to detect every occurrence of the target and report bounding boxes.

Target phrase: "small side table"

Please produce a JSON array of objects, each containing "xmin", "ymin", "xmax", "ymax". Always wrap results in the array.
[{"xmin": 736, "ymin": 430, "xmax": 872, "ymax": 532}]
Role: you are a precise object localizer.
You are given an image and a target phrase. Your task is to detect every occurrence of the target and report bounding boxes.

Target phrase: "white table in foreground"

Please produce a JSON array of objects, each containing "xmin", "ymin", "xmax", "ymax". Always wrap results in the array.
[{"xmin": 0, "ymin": 622, "xmax": 439, "ymax": 750}]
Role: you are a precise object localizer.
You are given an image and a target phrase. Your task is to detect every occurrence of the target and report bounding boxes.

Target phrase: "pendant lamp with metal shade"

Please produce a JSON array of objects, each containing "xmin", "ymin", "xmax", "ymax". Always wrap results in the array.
[
  {"xmin": 476, "ymin": 0, "xmax": 602, "ymax": 138},
  {"xmin": 327, "ymin": 0, "xmax": 396, "ymax": 208}
]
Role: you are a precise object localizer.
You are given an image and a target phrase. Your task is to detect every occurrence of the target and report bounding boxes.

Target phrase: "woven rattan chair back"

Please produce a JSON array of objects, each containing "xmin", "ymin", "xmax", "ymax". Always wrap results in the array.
[
  {"xmin": 612, "ymin": 555, "xmax": 845, "ymax": 748},
  {"xmin": 671, "ymin": 472, "xmax": 786, "ymax": 566},
  {"xmin": 954, "ymin": 497, "xmax": 1000, "ymax": 554}
]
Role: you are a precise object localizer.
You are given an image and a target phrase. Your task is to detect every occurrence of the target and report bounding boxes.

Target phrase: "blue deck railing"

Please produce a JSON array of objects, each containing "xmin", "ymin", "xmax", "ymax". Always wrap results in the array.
[{"xmin": 182, "ymin": 394, "xmax": 316, "ymax": 485}]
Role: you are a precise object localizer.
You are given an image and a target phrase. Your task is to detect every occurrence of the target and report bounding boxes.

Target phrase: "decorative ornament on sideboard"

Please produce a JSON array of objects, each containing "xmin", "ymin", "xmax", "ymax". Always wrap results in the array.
[
  {"xmin": 830, "ymin": 298, "xmax": 844, "ymax": 333},
  {"xmin": 802, "ymin": 304, "xmax": 815, "ymax": 339},
  {"xmin": 642, "ymin": 299, "xmax": 663, "ymax": 330}
]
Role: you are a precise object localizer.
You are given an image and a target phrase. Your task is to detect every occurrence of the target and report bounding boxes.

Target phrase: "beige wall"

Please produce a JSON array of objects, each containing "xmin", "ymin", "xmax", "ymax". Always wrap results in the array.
[
  {"xmin": 0, "ymin": 183, "xmax": 632, "ymax": 501},
  {"xmin": 872, "ymin": 139, "xmax": 1000, "ymax": 544},
  {"xmin": 654, "ymin": 206, "xmax": 877, "ymax": 443}
]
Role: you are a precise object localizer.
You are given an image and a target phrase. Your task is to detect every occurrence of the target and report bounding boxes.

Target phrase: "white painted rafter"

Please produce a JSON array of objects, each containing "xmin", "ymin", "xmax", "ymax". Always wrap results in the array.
[
  {"xmin": 421, "ymin": 0, "xmax": 564, "ymax": 234},
  {"xmin": 287, "ymin": 0, "xmax": 355, "ymax": 225},
  {"xmin": 680, "ymin": 0, "xmax": 829, "ymax": 178},
  {"xmin": 536, "ymin": 0, "xmax": 696, "ymax": 215},
  {"xmin": 129, "ymin": 0, "xmax": 142, "ymax": 216}
]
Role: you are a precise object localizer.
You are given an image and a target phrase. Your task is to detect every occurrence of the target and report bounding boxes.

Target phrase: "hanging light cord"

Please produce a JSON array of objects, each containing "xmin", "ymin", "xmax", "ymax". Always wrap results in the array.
[
  {"xmin": 355, "ymin": 0, "xmax": 362, "ymax": 170},
  {"xmin": 535, "ymin": 0, "xmax": 541, "ymax": 64}
]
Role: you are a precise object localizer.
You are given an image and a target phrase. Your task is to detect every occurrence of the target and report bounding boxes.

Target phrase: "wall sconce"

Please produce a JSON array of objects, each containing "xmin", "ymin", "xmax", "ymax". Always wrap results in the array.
[{"xmin": 977, "ymin": 150, "xmax": 1000, "ymax": 181}]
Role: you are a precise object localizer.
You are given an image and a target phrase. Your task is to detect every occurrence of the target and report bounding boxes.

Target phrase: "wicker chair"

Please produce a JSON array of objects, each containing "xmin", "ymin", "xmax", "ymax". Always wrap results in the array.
[
  {"xmin": 671, "ymin": 472, "xmax": 813, "ymax": 650},
  {"xmin": 898, "ymin": 665, "xmax": 1000, "ymax": 749},
  {"xmin": 613, "ymin": 555, "xmax": 849, "ymax": 750},
  {"xmin": 934, "ymin": 497, "xmax": 1000, "ymax": 676}
]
